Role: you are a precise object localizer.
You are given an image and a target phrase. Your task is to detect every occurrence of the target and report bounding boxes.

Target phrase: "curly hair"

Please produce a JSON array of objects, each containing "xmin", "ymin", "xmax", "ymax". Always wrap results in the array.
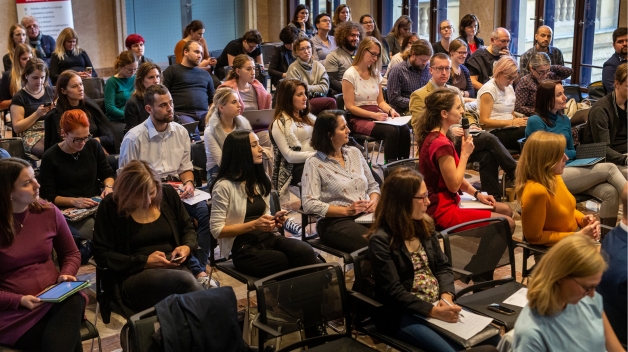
[{"xmin": 334, "ymin": 21, "xmax": 364, "ymax": 49}]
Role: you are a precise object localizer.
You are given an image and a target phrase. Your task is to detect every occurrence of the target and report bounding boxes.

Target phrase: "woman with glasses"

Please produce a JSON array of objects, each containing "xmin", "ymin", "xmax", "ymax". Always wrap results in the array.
[
  {"xmin": 124, "ymin": 62, "xmax": 162, "ymax": 131},
  {"xmin": 10, "ymin": 58, "xmax": 54, "ymax": 157},
  {"xmin": 360, "ymin": 14, "xmax": 390, "ymax": 66},
  {"xmin": 44, "ymin": 70, "xmax": 119, "ymax": 155},
  {"xmin": 3, "ymin": 24, "xmax": 27, "ymax": 72},
  {"xmin": 288, "ymin": 4, "xmax": 314, "ymax": 38},
  {"xmin": 39, "ymin": 109, "xmax": 115, "ymax": 240},
  {"xmin": 477, "ymin": 56, "xmax": 527, "ymax": 150},
  {"xmin": 513, "ymin": 234, "xmax": 624, "ymax": 352},
  {"xmin": 447, "ymin": 39, "xmax": 475, "ymax": 99},
  {"xmin": 515, "ymin": 52, "xmax": 573, "ymax": 116},
  {"xmin": 432, "ymin": 20, "xmax": 455, "ymax": 55},
  {"xmin": 312, "ymin": 13, "xmax": 336, "ymax": 61},
  {"xmin": 104, "ymin": 50, "xmax": 137, "ymax": 138},
  {"xmin": 342, "ymin": 37, "xmax": 411, "ymax": 162},
  {"xmin": 49, "ymin": 28, "xmax": 96, "ymax": 85},
  {"xmin": 329, "ymin": 4, "xmax": 351, "ymax": 36},
  {"xmin": 458, "ymin": 14, "xmax": 484, "ymax": 59},
  {"xmin": 385, "ymin": 15, "xmax": 413, "ymax": 57}
]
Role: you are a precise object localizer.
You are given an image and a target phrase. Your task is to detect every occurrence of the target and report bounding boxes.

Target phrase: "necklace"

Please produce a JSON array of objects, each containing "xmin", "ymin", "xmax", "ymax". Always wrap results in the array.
[
  {"xmin": 72, "ymin": 151, "xmax": 80, "ymax": 160},
  {"xmin": 14, "ymin": 212, "xmax": 29, "ymax": 229},
  {"xmin": 24, "ymin": 85, "xmax": 43, "ymax": 95}
]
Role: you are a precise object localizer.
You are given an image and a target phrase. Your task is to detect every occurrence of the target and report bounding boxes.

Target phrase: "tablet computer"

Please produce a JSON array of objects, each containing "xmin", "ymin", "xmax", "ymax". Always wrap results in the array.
[{"xmin": 37, "ymin": 281, "xmax": 90, "ymax": 302}]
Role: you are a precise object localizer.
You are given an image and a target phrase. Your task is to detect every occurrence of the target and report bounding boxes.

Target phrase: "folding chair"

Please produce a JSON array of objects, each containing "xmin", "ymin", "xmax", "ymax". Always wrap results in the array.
[
  {"xmin": 0, "ymin": 137, "xmax": 40, "ymax": 168},
  {"xmin": 252, "ymin": 262, "xmax": 373, "ymax": 351},
  {"xmin": 381, "ymin": 158, "xmax": 419, "ymax": 179},
  {"xmin": 514, "ymin": 237, "xmax": 549, "ymax": 280}
]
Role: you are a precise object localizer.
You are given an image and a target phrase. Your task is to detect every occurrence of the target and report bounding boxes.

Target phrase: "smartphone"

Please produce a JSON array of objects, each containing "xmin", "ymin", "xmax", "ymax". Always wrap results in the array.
[
  {"xmin": 85, "ymin": 67, "xmax": 93, "ymax": 75},
  {"xmin": 171, "ymin": 255, "xmax": 184, "ymax": 262},
  {"xmin": 487, "ymin": 303, "xmax": 516, "ymax": 315},
  {"xmin": 91, "ymin": 197, "xmax": 102, "ymax": 203},
  {"xmin": 43, "ymin": 102, "xmax": 52, "ymax": 107}
]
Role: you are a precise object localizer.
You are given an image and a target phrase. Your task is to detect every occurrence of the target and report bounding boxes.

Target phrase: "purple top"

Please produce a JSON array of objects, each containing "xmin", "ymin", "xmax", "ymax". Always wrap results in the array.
[{"xmin": 0, "ymin": 204, "xmax": 81, "ymax": 345}]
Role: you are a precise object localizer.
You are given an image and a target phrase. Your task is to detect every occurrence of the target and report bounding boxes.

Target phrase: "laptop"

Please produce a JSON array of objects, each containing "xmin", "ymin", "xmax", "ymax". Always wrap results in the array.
[{"xmin": 241, "ymin": 109, "xmax": 275, "ymax": 130}]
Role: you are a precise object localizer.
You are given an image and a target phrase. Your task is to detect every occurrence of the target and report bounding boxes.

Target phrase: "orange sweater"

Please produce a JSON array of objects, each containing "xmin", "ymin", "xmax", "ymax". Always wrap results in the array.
[{"xmin": 520, "ymin": 175, "xmax": 585, "ymax": 246}]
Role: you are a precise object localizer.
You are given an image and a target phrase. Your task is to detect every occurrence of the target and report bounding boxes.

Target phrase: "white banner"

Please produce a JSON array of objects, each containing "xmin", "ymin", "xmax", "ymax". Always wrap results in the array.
[{"xmin": 16, "ymin": 0, "xmax": 74, "ymax": 41}]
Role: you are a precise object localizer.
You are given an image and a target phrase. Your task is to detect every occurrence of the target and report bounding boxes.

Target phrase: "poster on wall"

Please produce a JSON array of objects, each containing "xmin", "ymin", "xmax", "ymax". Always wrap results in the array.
[{"xmin": 16, "ymin": 0, "xmax": 74, "ymax": 40}]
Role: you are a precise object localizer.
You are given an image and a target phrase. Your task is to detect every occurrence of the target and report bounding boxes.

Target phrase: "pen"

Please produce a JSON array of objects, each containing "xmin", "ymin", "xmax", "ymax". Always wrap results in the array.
[{"xmin": 441, "ymin": 298, "xmax": 464, "ymax": 317}]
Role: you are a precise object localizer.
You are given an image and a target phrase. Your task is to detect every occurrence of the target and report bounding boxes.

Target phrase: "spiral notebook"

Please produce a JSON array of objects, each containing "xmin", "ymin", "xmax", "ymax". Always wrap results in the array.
[{"xmin": 355, "ymin": 213, "xmax": 374, "ymax": 224}]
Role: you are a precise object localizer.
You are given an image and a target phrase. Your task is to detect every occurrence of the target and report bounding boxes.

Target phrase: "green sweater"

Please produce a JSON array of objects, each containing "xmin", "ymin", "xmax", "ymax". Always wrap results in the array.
[{"xmin": 104, "ymin": 75, "xmax": 135, "ymax": 122}]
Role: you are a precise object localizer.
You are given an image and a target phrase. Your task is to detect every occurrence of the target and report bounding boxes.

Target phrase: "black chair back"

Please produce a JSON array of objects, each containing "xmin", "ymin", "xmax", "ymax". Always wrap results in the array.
[
  {"xmin": 563, "ymin": 84, "xmax": 583, "ymax": 102},
  {"xmin": 381, "ymin": 158, "xmax": 419, "ymax": 179},
  {"xmin": 167, "ymin": 55, "xmax": 176, "ymax": 66}
]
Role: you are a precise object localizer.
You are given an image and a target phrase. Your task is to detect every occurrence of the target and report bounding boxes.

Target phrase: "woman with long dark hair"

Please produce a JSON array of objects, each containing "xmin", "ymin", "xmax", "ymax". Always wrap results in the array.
[
  {"xmin": 329, "ymin": 4, "xmax": 351, "ymax": 36},
  {"xmin": 385, "ymin": 15, "xmax": 413, "ymax": 57},
  {"xmin": 288, "ymin": 4, "xmax": 314, "ymax": 38},
  {"xmin": 210, "ymin": 130, "xmax": 318, "ymax": 277},
  {"xmin": 360, "ymin": 14, "xmax": 390, "ymax": 65},
  {"xmin": 124, "ymin": 62, "xmax": 162, "ymax": 131},
  {"xmin": 0, "ymin": 158, "xmax": 83, "ymax": 351}
]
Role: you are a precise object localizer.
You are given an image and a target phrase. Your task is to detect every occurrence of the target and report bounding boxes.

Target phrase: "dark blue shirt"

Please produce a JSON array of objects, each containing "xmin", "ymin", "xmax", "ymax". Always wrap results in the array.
[
  {"xmin": 386, "ymin": 60, "xmax": 431, "ymax": 113},
  {"xmin": 602, "ymin": 53, "xmax": 627, "ymax": 94}
]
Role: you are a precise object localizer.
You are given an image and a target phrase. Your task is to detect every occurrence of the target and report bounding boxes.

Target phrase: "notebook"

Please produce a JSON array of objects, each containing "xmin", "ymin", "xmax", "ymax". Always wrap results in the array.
[
  {"xmin": 458, "ymin": 192, "xmax": 494, "ymax": 210},
  {"xmin": 566, "ymin": 157, "xmax": 604, "ymax": 167},
  {"xmin": 355, "ymin": 213, "xmax": 374, "ymax": 224},
  {"xmin": 373, "ymin": 115, "xmax": 412, "ymax": 126}
]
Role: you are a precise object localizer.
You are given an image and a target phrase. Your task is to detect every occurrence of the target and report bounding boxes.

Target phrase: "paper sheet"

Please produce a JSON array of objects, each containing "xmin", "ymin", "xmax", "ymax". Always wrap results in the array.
[
  {"xmin": 182, "ymin": 189, "xmax": 211, "ymax": 205},
  {"xmin": 459, "ymin": 192, "xmax": 494, "ymax": 209},
  {"xmin": 425, "ymin": 309, "xmax": 494, "ymax": 340},
  {"xmin": 354, "ymin": 212, "xmax": 374, "ymax": 224},
  {"xmin": 502, "ymin": 288, "xmax": 528, "ymax": 307},
  {"xmin": 373, "ymin": 115, "xmax": 412, "ymax": 126}
]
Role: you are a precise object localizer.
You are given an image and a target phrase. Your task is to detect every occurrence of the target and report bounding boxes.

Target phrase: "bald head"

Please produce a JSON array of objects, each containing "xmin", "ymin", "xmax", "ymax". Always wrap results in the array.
[
  {"xmin": 490, "ymin": 28, "xmax": 511, "ymax": 54},
  {"xmin": 535, "ymin": 26, "xmax": 553, "ymax": 49}
]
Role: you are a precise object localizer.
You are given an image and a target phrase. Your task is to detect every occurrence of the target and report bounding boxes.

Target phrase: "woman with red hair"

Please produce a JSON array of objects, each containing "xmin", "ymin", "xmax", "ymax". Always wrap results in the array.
[
  {"xmin": 125, "ymin": 33, "xmax": 152, "ymax": 64},
  {"xmin": 39, "ymin": 109, "xmax": 115, "ymax": 240}
]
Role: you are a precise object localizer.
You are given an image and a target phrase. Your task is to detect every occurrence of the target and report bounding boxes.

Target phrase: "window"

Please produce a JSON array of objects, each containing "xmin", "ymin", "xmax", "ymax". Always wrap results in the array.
[{"xmin": 381, "ymin": 0, "xmax": 460, "ymax": 43}]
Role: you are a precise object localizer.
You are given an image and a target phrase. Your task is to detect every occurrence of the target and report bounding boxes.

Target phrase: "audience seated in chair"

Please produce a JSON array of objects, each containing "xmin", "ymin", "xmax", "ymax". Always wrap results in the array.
[
  {"xmin": 215, "ymin": 29, "xmax": 266, "ymax": 86},
  {"xmin": 388, "ymin": 39, "xmax": 432, "ymax": 115},
  {"xmin": 203, "ymin": 87, "xmax": 251, "ymax": 184},
  {"xmin": 2, "ymin": 24, "xmax": 27, "ymax": 72},
  {"xmin": 343, "ymin": 36, "xmax": 411, "ymax": 163},
  {"xmin": 432, "ymin": 20, "xmax": 455, "ymax": 55},
  {"xmin": 457, "ymin": 14, "xmax": 484, "ymax": 61},
  {"xmin": 513, "ymin": 235, "xmax": 624, "ymax": 352},
  {"xmin": 323, "ymin": 21, "xmax": 362, "ymax": 95},
  {"xmin": 312, "ymin": 13, "xmax": 337, "ymax": 61},
  {"xmin": 360, "ymin": 14, "xmax": 390, "ymax": 66},
  {"xmin": 597, "ymin": 183, "xmax": 628, "ymax": 345},
  {"xmin": 21, "ymin": 16, "xmax": 55, "ymax": 66},
  {"xmin": 0, "ymin": 43, "xmax": 33, "ymax": 112},
  {"xmin": 119, "ymin": 84, "xmax": 212, "ymax": 288},
  {"xmin": 466, "ymin": 27, "xmax": 511, "ymax": 90},
  {"xmin": 526, "ymin": 80, "xmax": 626, "ymax": 229},
  {"xmin": 0, "ymin": 157, "xmax": 84, "ymax": 351},
  {"xmin": 518, "ymin": 26, "xmax": 566, "ymax": 77},
  {"xmin": 301, "ymin": 110, "xmax": 380, "ymax": 253},
  {"xmin": 602, "ymin": 27, "xmax": 627, "ymax": 94},
  {"xmin": 44, "ymin": 70, "xmax": 119, "ymax": 155},
  {"xmin": 93, "ymin": 160, "xmax": 204, "ymax": 312},
  {"xmin": 49, "ymin": 27, "xmax": 96, "ymax": 85},
  {"xmin": 124, "ymin": 62, "xmax": 162, "ymax": 132},
  {"xmin": 382, "ymin": 32, "xmax": 419, "ymax": 87},
  {"xmin": 104, "ymin": 50, "xmax": 137, "ymax": 139},
  {"xmin": 268, "ymin": 26, "xmax": 298, "ymax": 88},
  {"xmin": 515, "ymin": 131, "xmax": 601, "ymax": 246},
  {"xmin": 447, "ymin": 38, "xmax": 476, "ymax": 99},
  {"xmin": 218, "ymin": 54, "xmax": 271, "ymax": 113},
  {"xmin": 368, "ymin": 167, "xmax": 501, "ymax": 351},
  {"xmin": 209, "ymin": 130, "xmax": 318, "ymax": 277},
  {"xmin": 39, "ymin": 109, "xmax": 115, "ymax": 240},
  {"xmin": 288, "ymin": 4, "xmax": 314, "ymax": 38},
  {"xmin": 385, "ymin": 15, "xmax": 413, "ymax": 58},
  {"xmin": 9, "ymin": 58, "xmax": 54, "ymax": 157},
  {"xmin": 125, "ymin": 33, "xmax": 152, "ymax": 64},
  {"xmin": 515, "ymin": 52, "xmax": 572, "ymax": 116}
]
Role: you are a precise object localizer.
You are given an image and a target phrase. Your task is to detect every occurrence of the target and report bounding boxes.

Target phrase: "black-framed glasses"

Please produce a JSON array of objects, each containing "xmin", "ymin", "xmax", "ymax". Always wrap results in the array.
[
  {"xmin": 432, "ymin": 66, "xmax": 452, "ymax": 72},
  {"xmin": 365, "ymin": 48, "xmax": 381, "ymax": 59},
  {"xmin": 532, "ymin": 67, "xmax": 550, "ymax": 76},
  {"xmin": 362, "ymin": 21, "xmax": 374, "ymax": 25},
  {"xmin": 413, "ymin": 193, "xmax": 430, "ymax": 203},
  {"xmin": 71, "ymin": 134, "xmax": 92, "ymax": 143},
  {"xmin": 569, "ymin": 277, "xmax": 597, "ymax": 294},
  {"xmin": 441, "ymin": 25, "xmax": 454, "ymax": 31}
]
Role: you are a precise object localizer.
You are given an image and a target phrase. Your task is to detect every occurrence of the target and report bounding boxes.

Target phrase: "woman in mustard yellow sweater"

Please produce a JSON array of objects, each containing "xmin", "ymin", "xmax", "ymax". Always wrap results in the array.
[{"xmin": 515, "ymin": 131, "xmax": 601, "ymax": 245}]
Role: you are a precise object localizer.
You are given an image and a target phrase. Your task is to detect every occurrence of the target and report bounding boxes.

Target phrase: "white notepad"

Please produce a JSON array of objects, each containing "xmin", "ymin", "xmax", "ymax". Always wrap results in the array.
[{"xmin": 373, "ymin": 115, "xmax": 412, "ymax": 126}]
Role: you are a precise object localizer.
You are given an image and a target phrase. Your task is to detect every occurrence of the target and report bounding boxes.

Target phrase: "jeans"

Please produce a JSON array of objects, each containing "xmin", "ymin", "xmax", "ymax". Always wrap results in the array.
[
  {"xmin": 396, "ymin": 313, "xmax": 460, "ymax": 352},
  {"xmin": 455, "ymin": 131, "xmax": 517, "ymax": 198},
  {"xmin": 207, "ymin": 164, "xmax": 220, "ymax": 185},
  {"xmin": 184, "ymin": 201, "xmax": 211, "ymax": 277}
]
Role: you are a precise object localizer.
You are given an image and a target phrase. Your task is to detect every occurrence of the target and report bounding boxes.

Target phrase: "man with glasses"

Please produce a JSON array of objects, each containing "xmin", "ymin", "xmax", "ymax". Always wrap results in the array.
[
  {"xmin": 432, "ymin": 20, "xmax": 455, "ymax": 55},
  {"xmin": 411, "ymin": 53, "xmax": 518, "ymax": 200},
  {"xmin": 20, "ymin": 16, "xmax": 55, "ymax": 66},
  {"xmin": 387, "ymin": 39, "xmax": 433, "ymax": 114},
  {"xmin": 519, "ymin": 26, "xmax": 566, "ymax": 77},
  {"xmin": 466, "ymin": 27, "xmax": 512, "ymax": 90},
  {"xmin": 163, "ymin": 40, "xmax": 215, "ymax": 130},
  {"xmin": 215, "ymin": 29, "xmax": 266, "ymax": 86},
  {"xmin": 515, "ymin": 52, "xmax": 572, "ymax": 116},
  {"xmin": 602, "ymin": 27, "xmax": 627, "ymax": 94},
  {"xmin": 323, "ymin": 21, "xmax": 362, "ymax": 95}
]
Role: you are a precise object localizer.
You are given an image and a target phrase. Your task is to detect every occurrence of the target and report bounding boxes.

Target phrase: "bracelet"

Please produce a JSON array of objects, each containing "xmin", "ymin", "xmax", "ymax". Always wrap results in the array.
[
  {"xmin": 473, "ymin": 190, "xmax": 480, "ymax": 199},
  {"xmin": 182, "ymin": 179, "xmax": 195, "ymax": 186},
  {"xmin": 105, "ymin": 185, "xmax": 113, "ymax": 189}
]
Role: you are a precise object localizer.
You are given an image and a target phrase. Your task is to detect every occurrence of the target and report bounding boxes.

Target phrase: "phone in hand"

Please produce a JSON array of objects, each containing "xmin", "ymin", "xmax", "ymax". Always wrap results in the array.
[
  {"xmin": 43, "ymin": 102, "xmax": 52, "ymax": 107},
  {"xmin": 487, "ymin": 303, "xmax": 516, "ymax": 315},
  {"xmin": 170, "ymin": 255, "xmax": 184, "ymax": 263},
  {"xmin": 85, "ymin": 67, "xmax": 93, "ymax": 75},
  {"xmin": 91, "ymin": 197, "xmax": 102, "ymax": 203}
]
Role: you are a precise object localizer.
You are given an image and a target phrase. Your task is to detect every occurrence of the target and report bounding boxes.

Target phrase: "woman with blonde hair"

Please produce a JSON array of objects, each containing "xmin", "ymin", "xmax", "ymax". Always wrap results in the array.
[
  {"xmin": 3, "ymin": 24, "xmax": 27, "ymax": 71},
  {"xmin": 0, "ymin": 43, "xmax": 33, "ymax": 111},
  {"xmin": 385, "ymin": 15, "xmax": 413, "ymax": 57},
  {"xmin": 342, "ymin": 36, "xmax": 411, "ymax": 162},
  {"xmin": 124, "ymin": 62, "xmax": 162, "ymax": 130},
  {"xmin": 515, "ymin": 131, "xmax": 600, "ymax": 245},
  {"xmin": 217, "ymin": 54, "xmax": 271, "ymax": 113},
  {"xmin": 49, "ymin": 27, "xmax": 96, "ymax": 84},
  {"xmin": 513, "ymin": 234, "xmax": 624, "ymax": 351},
  {"xmin": 104, "ymin": 50, "xmax": 137, "ymax": 137}
]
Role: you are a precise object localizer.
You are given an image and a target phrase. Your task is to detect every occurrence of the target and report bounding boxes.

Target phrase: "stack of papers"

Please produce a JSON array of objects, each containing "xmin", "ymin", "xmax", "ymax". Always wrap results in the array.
[
  {"xmin": 459, "ymin": 192, "xmax": 494, "ymax": 210},
  {"xmin": 423, "ymin": 308, "xmax": 494, "ymax": 340}
]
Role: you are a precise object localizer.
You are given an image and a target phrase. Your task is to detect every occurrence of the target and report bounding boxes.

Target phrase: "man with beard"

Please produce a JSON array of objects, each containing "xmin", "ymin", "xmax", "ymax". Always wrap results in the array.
[
  {"xmin": 163, "ymin": 40, "xmax": 214, "ymax": 130},
  {"xmin": 519, "ymin": 26, "xmax": 565, "ymax": 77},
  {"xmin": 20, "ymin": 16, "xmax": 56, "ymax": 66},
  {"xmin": 603, "ymin": 27, "xmax": 627, "ymax": 94},
  {"xmin": 324, "ymin": 21, "xmax": 362, "ymax": 95},
  {"xmin": 387, "ymin": 39, "xmax": 433, "ymax": 114},
  {"xmin": 118, "ymin": 84, "xmax": 215, "ymax": 289},
  {"xmin": 466, "ymin": 27, "xmax": 512, "ymax": 90}
]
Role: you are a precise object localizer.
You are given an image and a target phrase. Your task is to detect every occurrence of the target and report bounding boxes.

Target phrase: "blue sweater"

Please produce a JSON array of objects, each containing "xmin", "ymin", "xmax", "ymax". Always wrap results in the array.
[{"xmin": 526, "ymin": 112, "xmax": 576, "ymax": 159}]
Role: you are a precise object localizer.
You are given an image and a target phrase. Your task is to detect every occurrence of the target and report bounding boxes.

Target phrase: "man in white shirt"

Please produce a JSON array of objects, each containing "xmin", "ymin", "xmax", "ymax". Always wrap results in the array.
[{"xmin": 119, "ymin": 84, "xmax": 214, "ymax": 288}]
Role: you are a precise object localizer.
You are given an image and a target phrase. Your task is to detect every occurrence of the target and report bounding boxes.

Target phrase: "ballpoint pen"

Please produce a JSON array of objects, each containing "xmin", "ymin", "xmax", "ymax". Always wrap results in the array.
[{"xmin": 441, "ymin": 298, "xmax": 465, "ymax": 318}]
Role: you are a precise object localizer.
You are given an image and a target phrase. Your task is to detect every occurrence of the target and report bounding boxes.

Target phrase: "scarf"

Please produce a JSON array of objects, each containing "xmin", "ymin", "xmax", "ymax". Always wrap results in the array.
[
  {"xmin": 297, "ymin": 57, "xmax": 313, "ymax": 71},
  {"xmin": 29, "ymin": 32, "xmax": 45, "ymax": 59}
]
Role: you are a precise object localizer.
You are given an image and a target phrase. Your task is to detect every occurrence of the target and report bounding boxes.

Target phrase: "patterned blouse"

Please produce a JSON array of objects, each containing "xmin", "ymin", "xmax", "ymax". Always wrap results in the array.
[
  {"xmin": 514, "ymin": 65, "xmax": 573, "ymax": 116},
  {"xmin": 410, "ymin": 242, "xmax": 440, "ymax": 303}
]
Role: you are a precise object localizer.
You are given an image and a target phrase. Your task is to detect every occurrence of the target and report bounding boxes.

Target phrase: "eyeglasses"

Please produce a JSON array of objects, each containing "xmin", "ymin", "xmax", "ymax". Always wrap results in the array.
[
  {"xmin": 365, "ymin": 48, "xmax": 381, "ymax": 59},
  {"xmin": 532, "ymin": 67, "xmax": 550, "ymax": 76},
  {"xmin": 71, "ymin": 134, "xmax": 92, "ymax": 143},
  {"xmin": 413, "ymin": 193, "xmax": 430, "ymax": 203},
  {"xmin": 440, "ymin": 25, "xmax": 454, "ymax": 31},
  {"xmin": 298, "ymin": 46, "xmax": 312, "ymax": 52},
  {"xmin": 26, "ymin": 24, "xmax": 39, "ymax": 30},
  {"xmin": 569, "ymin": 277, "xmax": 597, "ymax": 294},
  {"xmin": 123, "ymin": 66, "xmax": 138, "ymax": 74},
  {"xmin": 455, "ymin": 50, "xmax": 468, "ymax": 55},
  {"xmin": 362, "ymin": 21, "xmax": 374, "ymax": 25},
  {"xmin": 432, "ymin": 66, "xmax": 452, "ymax": 72}
]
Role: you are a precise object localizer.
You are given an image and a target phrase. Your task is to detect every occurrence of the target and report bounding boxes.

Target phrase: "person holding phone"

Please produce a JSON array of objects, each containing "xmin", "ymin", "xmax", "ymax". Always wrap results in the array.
[
  {"xmin": 93, "ymin": 160, "xmax": 203, "ymax": 312},
  {"xmin": 0, "ymin": 158, "xmax": 84, "ymax": 351},
  {"xmin": 10, "ymin": 58, "xmax": 54, "ymax": 157},
  {"xmin": 367, "ymin": 168, "xmax": 501, "ymax": 350},
  {"xmin": 210, "ymin": 130, "xmax": 318, "ymax": 277},
  {"xmin": 39, "ymin": 109, "xmax": 115, "ymax": 240},
  {"xmin": 49, "ymin": 28, "xmax": 96, "ymax": 85}
]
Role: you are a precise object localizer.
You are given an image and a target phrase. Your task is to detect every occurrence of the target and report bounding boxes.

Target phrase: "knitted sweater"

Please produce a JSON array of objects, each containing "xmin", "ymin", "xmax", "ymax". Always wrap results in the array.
[{"xmin": 285, "ymin": 58, "xmax": 330, "ymax": 95}]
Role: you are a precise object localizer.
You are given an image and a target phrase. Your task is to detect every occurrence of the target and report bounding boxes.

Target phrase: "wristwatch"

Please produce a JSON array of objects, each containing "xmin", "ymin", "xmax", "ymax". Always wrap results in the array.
[{"xmin": 182, "ymin": 179, "xmax": 195, "ymax": 187}]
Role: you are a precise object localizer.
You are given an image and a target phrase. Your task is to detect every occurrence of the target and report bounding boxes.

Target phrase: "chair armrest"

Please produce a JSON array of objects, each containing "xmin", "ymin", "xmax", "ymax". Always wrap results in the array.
[
  {"xmin": 453, "ymin": 267, "xmax": 474, "ymax": 278},
  {"xmin": 455, "ymin": 278, "xmax": 515, "ymax": 298},
  {"xmin": 129, "ymin": 306, "xmax": 156, "ymax": 323},
  {"xmin": 348, "ymin": 290, "xmax": 383, "ymax": 308},
  {"xmin": 252, "ymin": 320, "xmax": 282, "ymax": 337}
]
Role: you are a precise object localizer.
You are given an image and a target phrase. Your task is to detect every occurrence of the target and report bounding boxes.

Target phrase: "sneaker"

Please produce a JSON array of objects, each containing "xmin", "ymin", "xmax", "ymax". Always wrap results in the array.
[
  {"xmin": 283, "ymin": 218, "xmax": 302, "ymax": 237},
  {"xmin": 197, "ymin": 275, "xmax": 220, "ymax": 289}
]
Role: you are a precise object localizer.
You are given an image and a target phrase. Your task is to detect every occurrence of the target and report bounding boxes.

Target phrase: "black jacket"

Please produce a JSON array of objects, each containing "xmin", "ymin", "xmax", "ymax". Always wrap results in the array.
[
  {"xmin": 93, "ymin": 185, "xmax": 198, "ymax": 279},
  {"xmin": 44, "ymin": 96, "xmax": 120, "ymax": 154},
  {"xmin": 268, "ymin": 45, "xmax": 295, "ymax": 87},
  {"xmin": 582, "ymin": 92, "xmax": 628, "ymax": 166},
  {"xmin": 459, "ymin": 35, "xmax": 485, "ymax": 63},
  {"xmin": 368, "ymin": 227, "xmax": 455, "ymax": 335}
]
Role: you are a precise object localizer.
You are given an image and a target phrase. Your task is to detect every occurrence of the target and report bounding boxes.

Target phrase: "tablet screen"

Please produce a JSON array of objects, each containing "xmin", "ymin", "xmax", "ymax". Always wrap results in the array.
[{"xmin": 37, "ymin": 281, "xmax": 86, "ymax": 300}]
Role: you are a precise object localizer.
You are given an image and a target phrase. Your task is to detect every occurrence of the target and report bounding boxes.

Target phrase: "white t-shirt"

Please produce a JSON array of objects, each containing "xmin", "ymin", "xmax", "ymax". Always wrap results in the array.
[
  {"xmin": 342, "ymin": 66, "xmax": 382, "ymax": 107},
  {"xmin": 477, "ymin": 78, "xmax": 516, "ymax": 121}
]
